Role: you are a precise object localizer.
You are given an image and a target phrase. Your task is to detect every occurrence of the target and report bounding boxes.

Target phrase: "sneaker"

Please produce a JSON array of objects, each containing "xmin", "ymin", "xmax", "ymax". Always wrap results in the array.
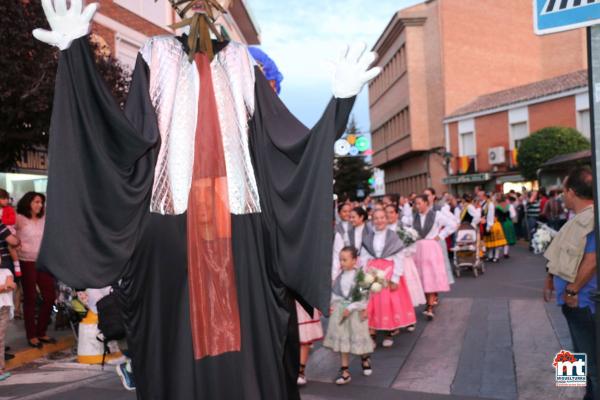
[
  {"xmin": 116, "ymin": 362, "xmax": 136, "ymax": 391},
  {"xmin": 297, "ymin": 374, "xmax": 307, "ymax": 386},
  {"xmin": 0, "ymin": 372, "xmax": 11, "ymax": 382},
  {"xmin": 382, "ymin": 337, "xmax": 394, "ymax": 348},
  {"xmin": 406, "ymin": 324, "xmax": 416, "ymax": 332}
]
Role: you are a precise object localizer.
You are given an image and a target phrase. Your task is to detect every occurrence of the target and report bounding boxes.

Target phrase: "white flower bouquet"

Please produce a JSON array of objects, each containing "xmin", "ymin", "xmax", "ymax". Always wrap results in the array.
[
  {"xmin": 397, "ymin": 226, "xmax": 419, "ymax": 247},
  {"xmin": 531, "ymin": 223, "xmax": 558, "ymax": 255},
  {"xmin": 339, "ymin": 269, "xmax": 387, "ymax": 324}
]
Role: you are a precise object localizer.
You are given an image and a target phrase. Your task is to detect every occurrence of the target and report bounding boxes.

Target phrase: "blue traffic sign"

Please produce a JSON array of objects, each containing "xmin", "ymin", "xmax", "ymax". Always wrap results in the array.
[{"xmin": 534, "ymin": 0, "xmax": 600, "ymax": 35}]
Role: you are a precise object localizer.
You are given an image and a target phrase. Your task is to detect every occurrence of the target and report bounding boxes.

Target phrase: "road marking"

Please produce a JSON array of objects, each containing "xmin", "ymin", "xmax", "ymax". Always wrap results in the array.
[
  {"xmin": 392, "ymin": 298, "xmax": 472, "ymax": 394},
  {"xmin": 0, "ymin": 370, "xmax": 104, "ymax": 386}
]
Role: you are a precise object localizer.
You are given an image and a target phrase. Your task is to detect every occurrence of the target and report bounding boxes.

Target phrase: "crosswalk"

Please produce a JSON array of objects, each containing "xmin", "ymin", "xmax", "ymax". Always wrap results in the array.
[{"xmin": 543, "ymin": 0, "xmax": 597, "ymax": 14}]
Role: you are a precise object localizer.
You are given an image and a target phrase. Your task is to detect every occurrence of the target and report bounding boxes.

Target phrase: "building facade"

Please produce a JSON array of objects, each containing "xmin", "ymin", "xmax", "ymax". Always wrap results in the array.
[
  {"xmin": 368, "ymin": 0, "xmax": 586, "ymax": 196},
  {"xmin": 444, "ymin": 70, "xmax": 589, "ymax": 194}
]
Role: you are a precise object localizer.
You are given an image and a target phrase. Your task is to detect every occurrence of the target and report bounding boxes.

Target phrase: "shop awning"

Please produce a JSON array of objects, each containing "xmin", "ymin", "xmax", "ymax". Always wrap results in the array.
[
  {"xmin": 443, "ymin": 172, "xmax": 492, "ymax": 185},
  {"xmin": 495, "ymin": 174, "xmax": 527, "ymax": 183}
]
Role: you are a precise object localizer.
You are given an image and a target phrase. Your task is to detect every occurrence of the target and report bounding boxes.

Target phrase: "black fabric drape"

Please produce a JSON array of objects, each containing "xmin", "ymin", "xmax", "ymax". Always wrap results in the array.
[
  {"xmin": 37, "ymin": 37, "xmax": 158, "ymax": 289},
  {"xmin": 250, "ymin": 67, "xmax": 355, "ymax": 318}
]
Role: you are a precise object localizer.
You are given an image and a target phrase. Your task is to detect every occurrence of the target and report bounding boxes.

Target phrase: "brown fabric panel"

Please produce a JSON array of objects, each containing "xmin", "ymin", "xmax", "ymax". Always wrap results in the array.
[{"xmin": 187, "ymin": 53, "xmax": 241, "ymax": 359}]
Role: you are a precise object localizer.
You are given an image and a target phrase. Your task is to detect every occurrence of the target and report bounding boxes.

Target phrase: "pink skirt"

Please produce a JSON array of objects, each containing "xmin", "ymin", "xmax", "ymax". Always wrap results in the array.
[
  {"xmin": 414, "ymin": 239, "xmax": 450, "ymax": 293},
  {"xmin": 296, "ymin": 301, "xmax": 323, "ymax": 344},
  {"xmin": 367, "ymin": 258, "xmax": 416, "ymax": 331},
  {"xmin": 402, "ymin": 252, "xmax": 426, "ymax": 307}
]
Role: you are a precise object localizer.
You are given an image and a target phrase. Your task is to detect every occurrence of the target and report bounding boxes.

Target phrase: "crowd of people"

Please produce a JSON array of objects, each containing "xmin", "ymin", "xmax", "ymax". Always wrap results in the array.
[
  {"xmin": 297, "ymin": 184, "xmax": 575, "ymax": 387},
  {"xmin": 0, "ymin": 180, "xmax": 591, "ymax": 392}
]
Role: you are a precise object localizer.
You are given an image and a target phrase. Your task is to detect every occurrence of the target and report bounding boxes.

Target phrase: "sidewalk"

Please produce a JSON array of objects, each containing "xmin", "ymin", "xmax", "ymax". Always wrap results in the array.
[{"xmin": 5, "ymin": 315, "xmax": 74, "ymax": 371}]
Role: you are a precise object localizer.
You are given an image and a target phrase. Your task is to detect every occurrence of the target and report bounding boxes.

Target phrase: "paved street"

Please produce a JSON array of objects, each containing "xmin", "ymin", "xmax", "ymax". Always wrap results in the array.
[{"xmin": 0, "ymin": 244, "xmax": 587, "ymax": 400}]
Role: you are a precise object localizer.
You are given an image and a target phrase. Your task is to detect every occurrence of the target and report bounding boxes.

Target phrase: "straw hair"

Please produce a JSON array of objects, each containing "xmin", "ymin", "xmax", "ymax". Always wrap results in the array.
[{"xmin": 164, "ymin": 0, "xmax": 229, "ymax": 61}]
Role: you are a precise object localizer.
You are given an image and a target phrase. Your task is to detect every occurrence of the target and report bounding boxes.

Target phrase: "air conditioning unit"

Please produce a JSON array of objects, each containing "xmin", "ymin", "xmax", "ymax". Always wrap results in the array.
[{"xmin": 488, "ymin": 146, "xmax": 506, "ymax": 165}]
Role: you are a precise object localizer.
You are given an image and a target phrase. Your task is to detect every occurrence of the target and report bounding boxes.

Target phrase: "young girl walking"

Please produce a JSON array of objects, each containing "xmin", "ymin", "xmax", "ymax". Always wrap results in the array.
[{"xmin": 323, "ymin": 246, "xmax": 374, "ymax": 385}]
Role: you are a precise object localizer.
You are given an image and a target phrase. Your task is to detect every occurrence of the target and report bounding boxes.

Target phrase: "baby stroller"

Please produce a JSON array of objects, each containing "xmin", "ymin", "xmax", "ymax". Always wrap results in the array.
[
  {"xmin": 451, "ymin": 223, "xmax": 485, "ymax": 278},
  {"xmin": 54, "ymin": 282, "xmax": 88, "ymax": 341}
]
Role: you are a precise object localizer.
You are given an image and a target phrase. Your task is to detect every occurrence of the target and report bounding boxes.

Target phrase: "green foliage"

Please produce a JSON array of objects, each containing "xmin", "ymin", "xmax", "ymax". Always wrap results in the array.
[
  {"xmin": 0, "ymin": 1, "xmax": 130, "ymax": 170},
  {"xmin": 334, "ymin": 117, "xmax": 372, "ymax": 201},
  {"xmin": 517, "ymin": 126, "xmax": 590, "ymax": 180}
]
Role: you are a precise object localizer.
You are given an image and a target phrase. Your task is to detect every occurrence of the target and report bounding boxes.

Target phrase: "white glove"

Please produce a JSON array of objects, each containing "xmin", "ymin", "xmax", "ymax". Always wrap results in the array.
[
  {"xmin": 331, "ymin": 42, "xmax": 382, "ymax": 99},
  {"xmin": 32, "ymin": 0, "xmax": 98, "ymax": 51}
]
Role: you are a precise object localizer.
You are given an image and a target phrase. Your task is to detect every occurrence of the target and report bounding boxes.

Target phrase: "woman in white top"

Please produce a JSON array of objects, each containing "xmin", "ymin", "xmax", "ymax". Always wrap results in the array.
[
  {"xmin": 410, "ymin": 195, "xmax": 457, "ymax": 320},
  {"xmin": 16, "ymin": 192, "xmax": 53, "ymax": 349},
  {"xmin": 459, "ymin": 194, "xmax": 482, "ymax": 229}
]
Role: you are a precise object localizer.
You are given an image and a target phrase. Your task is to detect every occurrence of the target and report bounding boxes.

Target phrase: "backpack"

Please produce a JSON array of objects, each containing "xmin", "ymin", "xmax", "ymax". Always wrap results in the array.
[{"xmin": 96, "ymin": 290, "xmax": 126, "ymax": 366}]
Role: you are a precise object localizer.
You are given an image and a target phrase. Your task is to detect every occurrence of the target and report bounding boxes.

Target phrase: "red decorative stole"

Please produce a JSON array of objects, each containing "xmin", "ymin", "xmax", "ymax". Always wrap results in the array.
[{"xmin": 187, "ymin": 53, "xmax": 241, "ymax": 359}]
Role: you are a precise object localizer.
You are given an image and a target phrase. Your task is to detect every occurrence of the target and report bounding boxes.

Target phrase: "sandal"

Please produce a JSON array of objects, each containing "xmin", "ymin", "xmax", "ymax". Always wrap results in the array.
[
  {"xmin": 297, "ymin": 364, "xmax": 307, "ymax": 386},
  {"xmin": 38, "ymin": 336, "xmax": 57, "ymax": 344},
  {"xmin": 423, "ymin": 306, "xmax": 435, "ymax": 321},
  {"xmin": 28, "ymin": 339, "xmax": 43, "ymax": 349},
  {"xmin": 335, "ymin": 367, "xmax": 351, "ymax": 385},
  {"xmin": 382, "ymin": 335, "xmax": 394, "ymax": 348},
  {"xmin": 361, "ymin": 356, "xmax": 372, "ymax": 376}
]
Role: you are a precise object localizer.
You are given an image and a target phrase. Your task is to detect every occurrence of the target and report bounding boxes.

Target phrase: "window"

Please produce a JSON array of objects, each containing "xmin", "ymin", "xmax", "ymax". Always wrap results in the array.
[
  {"xmin": 510, "ymin": 122, "xmax": 529, "ymax": 149},
  {"xmin": 116, "ymin": 36, "xmax": 143, "ymax": 71},
  {"xmin": 578, "ymin": 109, "xmax": 591, "ymax": 139},
  {"xmin": 114, "ymin": 0, "xmax": 172, "ymax": 28},
  {"xmin": 460, "ymin": 132, "xmax": 475, "ymax": 156},
  {"xmin": 575, "ymin": 93, "xmax": 591, "ymax": 139}
]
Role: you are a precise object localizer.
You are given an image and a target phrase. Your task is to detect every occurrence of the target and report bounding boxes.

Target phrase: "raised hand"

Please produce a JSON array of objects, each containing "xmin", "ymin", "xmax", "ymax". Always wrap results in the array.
[
  {"xmin": 32, "ymin": 0, "xmax": 99, "ymax": 50},
  {"xmin": 331, "ymin": 42, "xmax": 382, "ymax": 99}
]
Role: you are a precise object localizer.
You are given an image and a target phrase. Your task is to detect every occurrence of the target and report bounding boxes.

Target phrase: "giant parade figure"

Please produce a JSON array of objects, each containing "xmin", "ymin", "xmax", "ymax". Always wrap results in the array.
[{"xmin": 33, "ymin": 0, "xmax": 381, "ymax": 398}]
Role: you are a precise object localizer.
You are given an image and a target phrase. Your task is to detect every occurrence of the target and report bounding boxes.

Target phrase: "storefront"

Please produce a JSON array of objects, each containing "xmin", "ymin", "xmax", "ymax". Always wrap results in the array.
[
  {"xmin": 0, "ymin": 147, "xmax": 48, "ymax": 204},
  {"xmin": 443, "ymin": 172, "xmax": 492, "ymax": 195}
]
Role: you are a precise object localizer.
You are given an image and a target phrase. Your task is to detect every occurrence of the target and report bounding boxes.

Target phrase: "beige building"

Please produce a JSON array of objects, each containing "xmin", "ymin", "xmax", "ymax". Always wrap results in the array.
[{"xmin": 368, "ymin": 0, "xmax": 586, "ymax": 195}]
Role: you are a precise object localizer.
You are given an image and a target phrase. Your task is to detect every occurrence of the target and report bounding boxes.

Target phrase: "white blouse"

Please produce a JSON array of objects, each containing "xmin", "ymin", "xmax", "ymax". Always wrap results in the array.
[
  {"xmin": 360, "ymin": 228, "xmax": 404, "ymax": 284},
  {"xmin": 331, "ymin": 268, "xmax": 367, "ymax": 312},
  {"xmin": 404, "ymin": 210, "xmax": 458, "ymax": 240},
  {"xmin": 462, "ymin": 204, "xmax": 482, "ymax": 229}
]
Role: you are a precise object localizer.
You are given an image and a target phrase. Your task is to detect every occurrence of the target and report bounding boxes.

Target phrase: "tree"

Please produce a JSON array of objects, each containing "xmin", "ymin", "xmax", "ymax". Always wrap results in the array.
[
  {"xmin": 517, "ymin": 126, "xmax": 590, "ymax": 181},
  {"xmin": 0, "ymin": 1, "xmax": 130, "ymax": 170},
  {"xmin": 334, "ymin": 117, "xmax": 373, "ymax": 201}
]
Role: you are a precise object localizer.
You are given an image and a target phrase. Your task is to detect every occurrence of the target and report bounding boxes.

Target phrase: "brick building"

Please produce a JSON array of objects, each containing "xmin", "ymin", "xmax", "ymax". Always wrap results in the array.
[
  {"xmin": 92, "ymin": 0, "xmax": 260, "ymax": 69},
  {"xmin": 444, "ymin": 70, "xmax": 589, "ymax": 194},
  {"xmin": 368, "ymin": 0, "xmax": 586, "ymax": 196}
]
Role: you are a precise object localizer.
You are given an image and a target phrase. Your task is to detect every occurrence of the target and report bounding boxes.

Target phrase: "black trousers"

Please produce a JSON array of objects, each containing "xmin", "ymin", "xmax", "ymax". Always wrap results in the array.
[{"xmin": 562, "ymin": 305, "xmax": 599, "ymax": 400}]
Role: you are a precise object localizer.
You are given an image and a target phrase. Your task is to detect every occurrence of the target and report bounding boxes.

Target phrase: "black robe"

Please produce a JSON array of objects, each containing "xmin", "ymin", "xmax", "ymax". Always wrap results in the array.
[{"xmin": 38, "ymin": 37, "xmax": 354, "ymax": 400}]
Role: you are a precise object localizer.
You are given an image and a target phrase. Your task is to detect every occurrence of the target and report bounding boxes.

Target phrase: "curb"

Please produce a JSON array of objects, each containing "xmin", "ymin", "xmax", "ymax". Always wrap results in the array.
[{"xmin": 5, "ymin": 336, "xmax": 76, "ymax": 371}]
